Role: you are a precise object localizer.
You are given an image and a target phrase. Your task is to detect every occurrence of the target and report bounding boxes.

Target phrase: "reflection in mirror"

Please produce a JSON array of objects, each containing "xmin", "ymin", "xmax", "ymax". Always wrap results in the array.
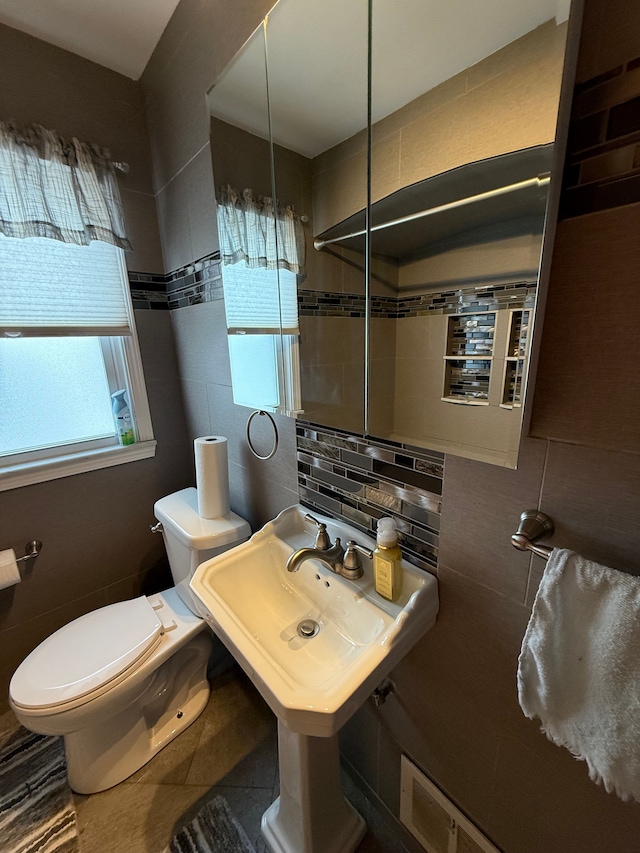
[
  {"xmin": 208, "ymin": 0, "xmax": 573, "ymax": 467},
  {"xmin": 364, "ymin": 0, "xmax": 570, "ymax": 467},
  {"xmin": 207, "ymin": 0, "xmax": 369, "ymax": 429},
  {"xmin": 208, "ymin": 21, "xmax": 303, "ymax": 417},
  {"xmin": 315, "ymin": 1, "xmax": 571, "ymax": 467}
]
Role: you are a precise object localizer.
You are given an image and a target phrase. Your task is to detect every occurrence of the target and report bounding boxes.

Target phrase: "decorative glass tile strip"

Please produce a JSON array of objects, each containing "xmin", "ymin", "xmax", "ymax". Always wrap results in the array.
[
  {"xmin": 127, "ymin": 250, "xmax": 223, "ymax": 310},
  {"xmin": 502, "ymin": 359, "xmax": 526, "ymax": 406},
  {"xmin": 299, "ymin": 281, "xmax": 536, "ymax": 319},
  {"xmin": 296, "ymin": 421, "xmax": 442, "ymax": 573},
  {"xmin": 130, "ymin": 289, "xmax": 169, "ymax": 310},
  {"xmin": 506, "ymin": 309, "xmax": 531, "ymax": 358},
  {"xmin": 446, "ymin": 313, "xmax": 495, "ymax": 356},
  {"xmin": 299, "ymin": 290, "xmax": 367, "ymax": 317},
  {"xmin": 562, "ymin": 55, "xmax": 640, "ymax": 217},
  {"xmin": 444, "ymin": 359, "xmax": 492, "ymax": 401}
]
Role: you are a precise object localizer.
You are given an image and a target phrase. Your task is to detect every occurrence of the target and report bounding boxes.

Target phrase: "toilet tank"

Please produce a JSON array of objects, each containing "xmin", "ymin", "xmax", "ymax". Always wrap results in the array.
[{"xmin": 154, "ymin": 487, "xmax": 251, "ymax": 613}]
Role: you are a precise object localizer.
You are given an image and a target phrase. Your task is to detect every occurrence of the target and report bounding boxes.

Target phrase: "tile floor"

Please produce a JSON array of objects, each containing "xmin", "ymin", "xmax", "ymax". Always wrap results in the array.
[{"xmin": 69, "ymin": 666, "xmax": 413, "ymax": 853}]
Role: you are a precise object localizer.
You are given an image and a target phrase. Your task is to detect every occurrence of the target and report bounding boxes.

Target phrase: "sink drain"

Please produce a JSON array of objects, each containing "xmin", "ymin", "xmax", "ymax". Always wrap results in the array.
[{"xmin": 297, "ymin": 619, "xmax": 320, "ymax": 639}]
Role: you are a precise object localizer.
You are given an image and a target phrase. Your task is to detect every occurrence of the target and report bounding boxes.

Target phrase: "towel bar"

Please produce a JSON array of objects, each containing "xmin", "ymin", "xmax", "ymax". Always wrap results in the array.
[{"xmin": 511, "ymin": 510, "xmax": 554, "ymax": 559}]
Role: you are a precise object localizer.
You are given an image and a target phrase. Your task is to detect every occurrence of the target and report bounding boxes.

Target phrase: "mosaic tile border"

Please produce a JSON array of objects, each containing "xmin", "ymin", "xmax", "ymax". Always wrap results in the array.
[
  {"xmin": 296, "ymin": 422, "xmax": 444, "ymax": 573},
  {"xmin": 299, "ymin": 280, "xmax": 536, "ymax": 319},
  {"xmin": 131, "ymin": 257, "xmax": 535, "ymax": 316},
  {"xmin": 128, "ymin": 250, "xmax": 223, "ymax": 310},
  {"xmin": 166, "ymin": 252, "xmax": 223, "ymax": 309},
  {"xmin": 562, "ymin": 55, "xmax": 640, "ymax": 218},
  {"xmin": 128, "ymin": 271, "xmax": 169, "ymax": 310},
  {"xmin": 299, "ymin": 290, "xmax": 366, "ymax": 317}
]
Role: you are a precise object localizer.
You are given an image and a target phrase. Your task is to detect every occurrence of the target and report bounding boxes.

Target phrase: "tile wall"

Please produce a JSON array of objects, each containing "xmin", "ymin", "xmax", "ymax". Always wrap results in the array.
[
  {"xmin": 139, "ymin": 1, "xmax": 640, "ymax": 850},
  {"xmin": 129, "ymin": 251, "xmax": 223, "ymax": 310},
  {"xmin": 562, "ymin": 52, "xmax": 640, "ymax": 216},
  {"xmin": 297, "ymin": 424, "xmax": 442, "ymax": 572},
  {"xmin": 300, "ymin": 280, "xmax": 536, "ymax": 320}
]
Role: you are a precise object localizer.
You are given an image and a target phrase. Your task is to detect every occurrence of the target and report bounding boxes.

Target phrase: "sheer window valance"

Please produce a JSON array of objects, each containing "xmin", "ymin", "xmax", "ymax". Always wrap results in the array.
[
  {"xmin": 216, "ymin": 185, "xmax": 305, "ymax": 275},
  {"xmin": 0, "ymin": 121, "xmax": 131, "ymax": 250}
]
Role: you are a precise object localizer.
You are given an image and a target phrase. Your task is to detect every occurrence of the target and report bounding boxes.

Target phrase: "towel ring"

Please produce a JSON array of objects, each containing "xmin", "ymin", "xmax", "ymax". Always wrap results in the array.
[{"xmin": 246, "ymin": 410, "xmax": 278, "ymax": 460}]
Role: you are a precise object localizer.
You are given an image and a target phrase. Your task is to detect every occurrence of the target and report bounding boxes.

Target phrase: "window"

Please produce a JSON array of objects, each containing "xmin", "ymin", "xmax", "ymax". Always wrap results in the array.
[
  {"xmin": 0, "ymin": 234, "xmax": 155, "ymax": 491},
  {"xmin": 215, "ymin": 184, "xmax": 305, "ymax": 417},
  {"xmin": 222, "ymin": 262, "xmax": 302, "ymax": 416}
]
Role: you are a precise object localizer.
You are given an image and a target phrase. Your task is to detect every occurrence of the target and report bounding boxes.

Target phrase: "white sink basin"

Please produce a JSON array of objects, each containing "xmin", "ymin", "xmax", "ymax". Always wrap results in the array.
[{"xmin": 190, "ymin": 504, "xmax": 439, "ymax": 736}]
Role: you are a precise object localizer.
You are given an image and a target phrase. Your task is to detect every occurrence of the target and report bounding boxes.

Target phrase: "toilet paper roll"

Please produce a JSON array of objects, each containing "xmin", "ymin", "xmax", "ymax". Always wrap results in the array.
[
  {"xmin": 0, "ymin": 549, "xmax": 21, "ymax": 590},
  {"xmin": 194, "ymin": 436, "xmax": 230, "ymax": 519}
]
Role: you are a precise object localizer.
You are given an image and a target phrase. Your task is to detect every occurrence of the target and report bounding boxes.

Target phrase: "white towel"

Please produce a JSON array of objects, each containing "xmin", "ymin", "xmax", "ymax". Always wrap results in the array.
[{"xmin": 518, "ymin": 548, "xmax": 640, "ymax": 801}]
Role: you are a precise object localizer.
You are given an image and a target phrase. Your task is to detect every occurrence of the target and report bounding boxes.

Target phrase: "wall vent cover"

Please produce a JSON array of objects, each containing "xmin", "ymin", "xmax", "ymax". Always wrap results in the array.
[{"xmin": 400, "ymin": 755, "xmax": 501, "ymax": 853}]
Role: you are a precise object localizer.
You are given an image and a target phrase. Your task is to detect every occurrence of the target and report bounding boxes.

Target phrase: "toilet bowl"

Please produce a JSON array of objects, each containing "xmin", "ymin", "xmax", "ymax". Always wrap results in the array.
[{"xmin": 9, "ymin": 487, "xmax": 250, "ymax": 794}]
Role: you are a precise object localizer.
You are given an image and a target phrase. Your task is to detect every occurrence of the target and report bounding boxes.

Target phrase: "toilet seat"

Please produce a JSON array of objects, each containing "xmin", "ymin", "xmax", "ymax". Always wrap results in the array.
[{"xmin": 10, "ymin": 597, "xmax": 164, "ymax": 713}]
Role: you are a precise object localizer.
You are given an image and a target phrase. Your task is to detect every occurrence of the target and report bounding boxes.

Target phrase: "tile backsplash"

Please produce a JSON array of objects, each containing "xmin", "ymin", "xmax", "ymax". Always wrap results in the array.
[
  {"xmin": 562, "ymin": 54, "xmax": 640, "ymax": 217},
  {"xmin": 300, "ymin": 281, "xmax": 536, "ymax": 320},
  {"xmin": 128, "ymin": 250, "xmax": 223, "ymax": 310},
  {"xmin": 296, "ymin": 423, "xmax": 442, "ymax": 573}
]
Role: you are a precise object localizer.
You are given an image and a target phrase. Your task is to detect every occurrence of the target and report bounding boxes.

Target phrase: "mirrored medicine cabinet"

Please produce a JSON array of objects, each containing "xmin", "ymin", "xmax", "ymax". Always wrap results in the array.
[{"xmin": 206, "ymin": 0, "xmax": 577, "ymax": 468}]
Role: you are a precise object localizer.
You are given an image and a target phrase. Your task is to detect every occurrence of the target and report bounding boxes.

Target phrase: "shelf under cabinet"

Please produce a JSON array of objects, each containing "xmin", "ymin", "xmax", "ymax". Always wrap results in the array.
[{"xmin": 441, "ymin": 395, "xmax": 490, "ymax": 406}]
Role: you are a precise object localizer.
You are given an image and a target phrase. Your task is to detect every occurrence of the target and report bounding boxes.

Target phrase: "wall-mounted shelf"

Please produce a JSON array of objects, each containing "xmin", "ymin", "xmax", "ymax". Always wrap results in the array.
[
  {"xmin": 501, "ymin": 309, "xmax": 530, "ymax": 408},
  {"xmin": 443, "ymin": 312, "xmax": 494, "ymax": 403}
]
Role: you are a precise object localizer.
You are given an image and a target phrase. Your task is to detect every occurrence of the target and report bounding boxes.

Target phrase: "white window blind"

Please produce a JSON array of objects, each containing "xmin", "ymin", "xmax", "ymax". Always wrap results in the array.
[
  {"xmin": 222, "ymin": 263, "xmax": 299, "ymax": 334},
  {"xmin": 0, "ymin": 234, "xmax": 133, "ymax": 336}
]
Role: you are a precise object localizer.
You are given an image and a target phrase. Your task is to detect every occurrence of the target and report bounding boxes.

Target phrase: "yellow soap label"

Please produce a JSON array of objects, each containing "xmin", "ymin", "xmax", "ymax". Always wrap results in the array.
[{"xmin": 375, "ymin": 553, "xmax": 394, "ymax": 600}]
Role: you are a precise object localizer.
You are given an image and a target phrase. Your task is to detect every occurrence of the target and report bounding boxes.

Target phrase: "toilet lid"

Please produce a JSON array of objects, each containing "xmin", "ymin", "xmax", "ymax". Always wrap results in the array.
[{"xmin": 10, "ymin": 597, "xmax": 163, "ymax": 710}]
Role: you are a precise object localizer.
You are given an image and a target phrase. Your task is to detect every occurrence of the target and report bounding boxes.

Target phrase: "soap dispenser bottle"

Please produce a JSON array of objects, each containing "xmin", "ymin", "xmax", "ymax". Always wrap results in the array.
[{"xmin": 373, "ymin": 517, "xmax": 403, "ymax": 601}]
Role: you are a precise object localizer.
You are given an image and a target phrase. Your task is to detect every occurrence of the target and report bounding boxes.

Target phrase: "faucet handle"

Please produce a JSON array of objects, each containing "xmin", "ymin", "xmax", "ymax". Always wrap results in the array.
[
  {"xmin": 342, "ymin": 540, "xmax": 374, "ymax": 580},
  {"xmin": 304, "ymin": 513, "xmax": 331, "ymax": 549}
]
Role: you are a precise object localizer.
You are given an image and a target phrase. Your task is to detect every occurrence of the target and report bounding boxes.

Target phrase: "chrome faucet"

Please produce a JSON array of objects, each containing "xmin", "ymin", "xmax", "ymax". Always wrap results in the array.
[{"xmin": 286, "ymin": 513, "xmax": 373, "ymax": 580}]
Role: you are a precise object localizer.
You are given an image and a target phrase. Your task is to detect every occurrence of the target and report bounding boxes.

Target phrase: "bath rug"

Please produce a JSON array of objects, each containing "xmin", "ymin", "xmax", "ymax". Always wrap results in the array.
[
  {"xmin": 165, "ymin": 795, "xmax": 255, "ymax": 853},
  {"xmin": 0, "ymin": 723, "xmax": 78, "ymax": 853}
]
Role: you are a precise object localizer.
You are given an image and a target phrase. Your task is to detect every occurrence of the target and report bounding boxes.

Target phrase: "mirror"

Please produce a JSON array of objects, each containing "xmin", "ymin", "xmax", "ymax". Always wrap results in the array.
[
  {"xmin": 207, "ymin": 0, "xmax": 368, "ymax": 428},
  {"xmin": 207, "ymin": 0, "xmax": 573, "ymax": 466},
  {"xmin": 207, "ymin": 19, "xmax": 306, "ymax": 418},
  {"xmin": 365, "ymin": 1, "xmax": 570, "ymax": 466}
]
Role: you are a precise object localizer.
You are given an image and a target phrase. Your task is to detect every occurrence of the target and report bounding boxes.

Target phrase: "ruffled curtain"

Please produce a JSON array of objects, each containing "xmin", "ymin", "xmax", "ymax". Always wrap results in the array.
[
  {"xmin": 216, "ymin": 185, "xmax": 305, "ymax": 275},
  {"xmin": 0, "ymin": 121, "xmax": 131, "ymax": 250}
]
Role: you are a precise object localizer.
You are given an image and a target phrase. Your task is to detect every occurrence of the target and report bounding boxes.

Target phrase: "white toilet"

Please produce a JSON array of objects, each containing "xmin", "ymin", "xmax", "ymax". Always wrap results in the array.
[{"xmin": 9, "ymin": 487, "xmax": 250, "ymax": 794}]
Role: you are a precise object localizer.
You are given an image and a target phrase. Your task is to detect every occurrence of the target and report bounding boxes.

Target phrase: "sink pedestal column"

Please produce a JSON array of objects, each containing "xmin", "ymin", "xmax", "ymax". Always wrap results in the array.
[{"xmin": 261, "ymin": 722, "xmax": 366, "ymax": 853}]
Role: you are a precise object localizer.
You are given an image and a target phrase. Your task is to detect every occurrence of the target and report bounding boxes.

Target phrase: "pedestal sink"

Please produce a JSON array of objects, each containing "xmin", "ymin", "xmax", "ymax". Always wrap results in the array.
[{"xmin": 190, "ymin": 505, "xmax": 439, "ymax": 853}]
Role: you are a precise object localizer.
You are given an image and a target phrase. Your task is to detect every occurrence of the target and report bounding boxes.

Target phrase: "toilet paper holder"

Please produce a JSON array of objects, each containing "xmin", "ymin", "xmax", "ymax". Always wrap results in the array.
[{"xmin": 16, "ymin": 540, "xmax": 43, "ymax": 564}]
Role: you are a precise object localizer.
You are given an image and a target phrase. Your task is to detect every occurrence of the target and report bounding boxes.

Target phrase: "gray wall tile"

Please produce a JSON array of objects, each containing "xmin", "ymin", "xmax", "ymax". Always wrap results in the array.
[
  {"xmin": 531, "ymin": 205, "xmax": 640, "ymax": 454},
  {"xmin": 135, "ymin": 311, "xmax": 183, "ymax": 382},
  {"xmin": 121, "ymin": 189, "xmax": 164, "ymax": 274},
  {"xmin": 538, "ymin": 441, "xmax": 640, "ymax": 575},
  {"xmin": 184, "ymin": 145, "xmax": 220, "ymax": 262},
  {"xmin": 438, "ymin": 438, "xmax": 547, "ymax": 603},
  {"xmin": 156, "ymin": 170, "xmax": 194, "ymax": 272},
  {"xmin": 229, "ymin": 460, "xmax": 299, "ymax": 535},
  {"xmin": 171, "ymin": 301, "xmax": 231, "ymax": 386},
  {"xmin": 181, "ymin": 379, "xmax": 214, "ymax": 443}
]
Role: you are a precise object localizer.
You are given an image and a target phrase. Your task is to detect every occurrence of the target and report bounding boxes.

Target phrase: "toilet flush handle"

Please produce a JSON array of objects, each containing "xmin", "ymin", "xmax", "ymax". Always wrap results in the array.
[{"xmin": 150, "ymin": 521, "xmax": 163, "ymax": 534}]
